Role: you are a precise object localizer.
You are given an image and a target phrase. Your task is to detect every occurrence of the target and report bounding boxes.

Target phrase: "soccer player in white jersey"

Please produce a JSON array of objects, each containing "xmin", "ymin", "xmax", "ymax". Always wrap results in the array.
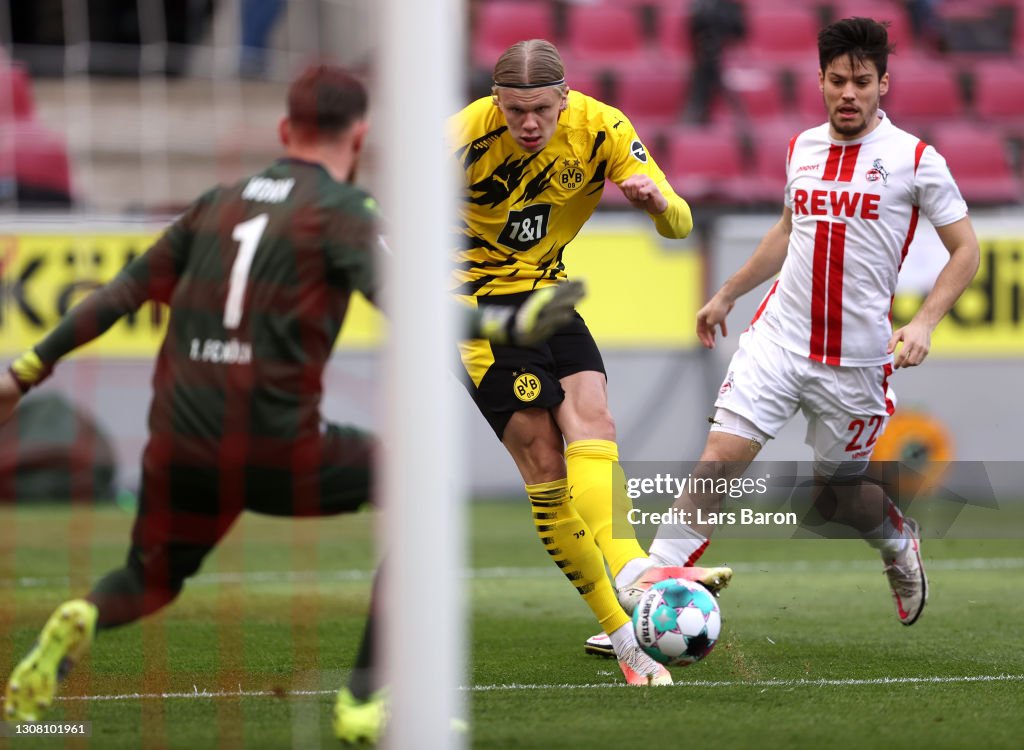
[{"xmin": 641, "ymin": 17, "xmax": 980, "ymax": 626}]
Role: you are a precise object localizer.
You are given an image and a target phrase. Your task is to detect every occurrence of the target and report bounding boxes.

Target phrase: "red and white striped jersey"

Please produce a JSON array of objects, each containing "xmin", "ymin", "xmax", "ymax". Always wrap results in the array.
[{"xmin": 751, "ymin": 112, "xmax": 967, "ymax": 367}]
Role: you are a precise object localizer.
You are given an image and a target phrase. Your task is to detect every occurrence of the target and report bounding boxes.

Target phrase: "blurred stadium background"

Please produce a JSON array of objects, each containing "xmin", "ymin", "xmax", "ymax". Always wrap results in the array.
[
  {"xmin": 2, "ymin": 0, "xmax": 1022, "ymax": 497},
  {"xmin": 2, "ymin": 2, "xmax": 1023, "ymax": 748}
]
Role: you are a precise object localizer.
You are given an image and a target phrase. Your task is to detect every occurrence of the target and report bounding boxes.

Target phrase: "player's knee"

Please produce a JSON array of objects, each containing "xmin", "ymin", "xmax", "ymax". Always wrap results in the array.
[
  {"xmin": 503, "ymin": 409, "xmax": 568, "ymax": 480},
  {"xmin": 581, "ymin": 408, "xmax": 615, "ymax": 441},
  {"xmin": 505, "ymin": 430, "xmax": 566, "ymax": 481},
  {"xmin": 808, "ymin": 470, "xmax": 865, "ymax": 520},
  {"xmin": 517, "ymin": 440, "xmax": 567, "ymax": 480},
  {"xmin": 560, "ymin": 405, "xmax": 616, "ymax": 442},
  {"xmin": 813, "ymin": 457, "xmax": 868, "ymax": 482},
  {"xmin": 690, "ymin": 459, "xmax": 728, "ymax": 491}
]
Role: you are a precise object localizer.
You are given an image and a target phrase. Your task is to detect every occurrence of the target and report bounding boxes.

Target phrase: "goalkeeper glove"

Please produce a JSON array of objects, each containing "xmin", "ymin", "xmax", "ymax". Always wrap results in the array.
[
  {"xmin": 476, "ymin": 281, "xmax": 586, "ymax": 346},
  {"xmin": 9, "ymin": 349, "xmax": 51, "ymax": 393}
]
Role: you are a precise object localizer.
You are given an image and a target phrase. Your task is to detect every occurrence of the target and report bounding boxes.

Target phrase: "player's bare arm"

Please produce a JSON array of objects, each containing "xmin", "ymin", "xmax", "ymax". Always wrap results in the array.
[
  {"xmin": 888, "ymin": 215, "xmax": 980, "ymax": 369},
  {"xmin": 697, "ymin": 207, "xmax": 793, "ymax": 348}
]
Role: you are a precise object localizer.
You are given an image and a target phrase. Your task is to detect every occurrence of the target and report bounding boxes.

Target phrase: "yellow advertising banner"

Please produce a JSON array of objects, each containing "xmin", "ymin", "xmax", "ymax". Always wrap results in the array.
[
  {"xmin": 1, "ymin": 226, "xmax": 1017, "ymax": 357},
  {"xmin": 891, "ymin": 237, "xmax": 1024, "ymax": 355},
  {"xmin": 0, "ymin": 229, "xmax": 383, "ymax": 356},
  {"xmin": 0, "ymin": 225, "xmax": 700, "ymax": 357},
  {"xmin": 568, "ymin": 229, "xmax": 701, "ymax": 347}
]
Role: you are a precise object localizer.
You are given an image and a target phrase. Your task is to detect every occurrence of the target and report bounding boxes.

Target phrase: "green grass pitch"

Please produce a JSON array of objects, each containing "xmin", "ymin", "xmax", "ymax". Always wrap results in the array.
[{"xmin": 1, "ymin": 501, "xmax": 1022, "ymax": 749}]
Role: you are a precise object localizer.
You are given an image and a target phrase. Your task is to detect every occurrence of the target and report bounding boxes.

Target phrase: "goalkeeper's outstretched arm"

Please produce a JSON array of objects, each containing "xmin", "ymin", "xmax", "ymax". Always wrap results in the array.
[
  {"xmin": 465, "ymin": 280, "xmax": 585, "ymax": 346},
  {"xmin": 0, "ymin": 282, "xmax": 586, "ymax": 423},
  {"xmin": 0, "ymin": 264, "xmax": 172, "ymax": 422},
  {"xmin": 0, "ymin": 211, "xmax": 191, "ymax": 421}
]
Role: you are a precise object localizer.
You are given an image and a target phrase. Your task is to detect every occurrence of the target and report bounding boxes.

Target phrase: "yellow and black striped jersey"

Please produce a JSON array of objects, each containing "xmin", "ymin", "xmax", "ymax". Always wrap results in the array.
[{"xmin": 451, "ymin": 91, "xmax": 672, "ymax": 297}]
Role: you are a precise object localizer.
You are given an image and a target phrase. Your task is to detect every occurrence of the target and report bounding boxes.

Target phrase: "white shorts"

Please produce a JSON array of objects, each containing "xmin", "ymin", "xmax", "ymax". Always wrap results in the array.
[{"xmin": 713, "ymin": 330, "xmax": 896, "ymax": 475}]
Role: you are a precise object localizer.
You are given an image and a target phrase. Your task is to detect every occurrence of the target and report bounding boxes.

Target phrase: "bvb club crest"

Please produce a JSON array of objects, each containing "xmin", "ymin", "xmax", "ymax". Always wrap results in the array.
[
  {"xmin": 558, "ymin": 158, "xmax": 585, "ymax": 191},
  {"xmin": 513, "ymin": 371, "xmax": 542, "ymax": 402}
]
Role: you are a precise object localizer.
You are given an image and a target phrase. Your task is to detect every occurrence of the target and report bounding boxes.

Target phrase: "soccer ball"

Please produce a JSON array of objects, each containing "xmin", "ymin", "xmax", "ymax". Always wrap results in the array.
[{"xmin": 632, "ymin": 578, "xmax": 721, "ymax": 666}]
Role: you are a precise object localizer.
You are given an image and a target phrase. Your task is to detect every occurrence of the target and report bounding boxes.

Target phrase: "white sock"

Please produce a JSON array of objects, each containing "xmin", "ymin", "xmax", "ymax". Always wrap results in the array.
[
  {"xmin": 607, "ymin": 621, "xmax": 639, "ymax": 657},
  {"xmin": 613, "ymin": 556, "xmax": 650, "ymax": 590},
  {"xmin": 648, "ymin": 523, "xmax": 708, "ymax": 567},
  {"xmin": 863, "ymin": 518, "xmax": 908, "ymax": 561}
]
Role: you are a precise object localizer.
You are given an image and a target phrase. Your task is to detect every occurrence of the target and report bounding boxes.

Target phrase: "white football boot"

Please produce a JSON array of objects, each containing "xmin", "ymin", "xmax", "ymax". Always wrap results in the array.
[
  {"xmin": 617, "ymin": 645, "xmax": 673, "ymax": 686},
  {"xmin": 883, "ymin": 517, "xmax": 928, "ymax": 625},
  {"xmin": 584, "ymin": 631, "xmax": 615, "ymax": 658},
  {"xmin": 617, "ymin": 564, "xmax": 733, "ymax": 615}
]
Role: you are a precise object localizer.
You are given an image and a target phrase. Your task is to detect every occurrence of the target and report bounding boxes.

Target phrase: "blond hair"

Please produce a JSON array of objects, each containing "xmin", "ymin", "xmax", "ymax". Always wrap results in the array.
[{"xmin": 491, "ymin": 39, "xmax": 569, "ymax": 96}]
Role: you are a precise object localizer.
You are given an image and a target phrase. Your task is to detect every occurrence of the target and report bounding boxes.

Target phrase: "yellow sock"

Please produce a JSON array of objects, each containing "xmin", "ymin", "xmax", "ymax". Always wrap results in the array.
[
  {"xmin": 564, "ymin": 440, "xmax": 647, "ymax": 577},
  {"xmin": 527, "ymin": 479, "xmax": 630, "ymax": 635}
]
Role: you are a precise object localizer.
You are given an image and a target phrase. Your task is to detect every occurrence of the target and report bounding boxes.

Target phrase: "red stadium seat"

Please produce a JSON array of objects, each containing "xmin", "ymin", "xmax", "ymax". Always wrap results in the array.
[
  {"xmin": 611, "ymin": 67, "xmax": 689, "ymax": 128},
  {"xmin": 472, "ymin": 1, "xmax": 557, "ymax": 67},
  {"xmin": 720, "ymin": 65, "xmax": 787, "ymax": 122},
  {"xmin": 0, "ymin": 121, "xmax": 72, "ymax": 197},
  {"xmin": 972, "ymin": 61, "xmax": 1024, "ymax": 124},
  {"xmin": 564, "ymin": 5, "xmax": 646, "ymax": 64},
  {"xmin": 750, "ymin": 118, "xmax": 807, "ymax": 204},
  {"xmin": 0, "ymin": 64, "xmax": 35, "ymax": 120},
  {"xmin": 733, "ymin": 9, "xmax": 819, "ymax": 67},
  {"xmin": 666, "ymin": 126, "xmax": 758, "ymax": 203},
  {"xmin": 657, "ymin": 6, "xmax": 692, "ymax": 61},
  {"xmin": 566, "ymin": 70, "xmax": 605, "ymax": 101},
  {"xmin": 929, "ymin": 125, "xmax": 1022, "ymax": 205},
  {"xmin": 793, "ymin": 70, "xmax": 827, "ymax": 124},
  {"xmin": 881, "ymin": 62, "xmax": 964, "ymax": 125}
]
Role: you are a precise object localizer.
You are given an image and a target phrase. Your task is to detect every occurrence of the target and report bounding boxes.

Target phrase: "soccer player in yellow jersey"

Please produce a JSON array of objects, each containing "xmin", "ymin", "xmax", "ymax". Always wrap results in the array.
[{"xmin": 451, "ymin": 39, "xmax": 733, "ymax": 685}]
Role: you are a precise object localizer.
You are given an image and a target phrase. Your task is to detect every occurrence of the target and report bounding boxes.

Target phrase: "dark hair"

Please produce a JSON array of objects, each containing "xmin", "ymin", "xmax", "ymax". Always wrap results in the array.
[
  {"xmin": 818, "ymin": 17, "xmax": 894, "ymax": 78},
  {"xmin": 287, "ymin": 64, "xmax": 368, "ymax": 137}
]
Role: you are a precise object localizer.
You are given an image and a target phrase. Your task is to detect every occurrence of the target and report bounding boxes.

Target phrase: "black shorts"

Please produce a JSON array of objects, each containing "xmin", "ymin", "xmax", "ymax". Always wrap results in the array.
[{"xmin": 458, "ymin": 292, "xmax": 606, "ymax": 439}]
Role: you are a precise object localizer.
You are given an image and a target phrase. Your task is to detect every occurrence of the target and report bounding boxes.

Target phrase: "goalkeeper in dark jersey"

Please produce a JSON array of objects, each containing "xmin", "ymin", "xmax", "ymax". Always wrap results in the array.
[{"xmin": 0, "ymin": 64, "xmax": 580, "ymax": 742}]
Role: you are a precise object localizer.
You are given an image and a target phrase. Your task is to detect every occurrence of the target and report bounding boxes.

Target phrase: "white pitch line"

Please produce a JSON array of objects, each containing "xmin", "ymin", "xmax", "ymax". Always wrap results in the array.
[
  {"xmin": 59, "ymin": 688, "xmax": 336, "ymax": 702},
  {"xmin": 54, "ymin": 673, "xmax": 1024, "ymax": 703},
  {"xmin": 5, "ymin": 557, "xmax": 1024, "ymax": 590},
  {"xmin": 469, "ymin": 674, "xmax": 1024, "ymax": 691}
]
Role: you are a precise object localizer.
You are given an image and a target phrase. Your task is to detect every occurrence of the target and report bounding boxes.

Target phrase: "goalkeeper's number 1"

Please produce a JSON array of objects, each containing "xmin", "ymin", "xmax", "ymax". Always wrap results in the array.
[{"xmin": 224, "ymin": 213, "xmax": 270, "ymax": 329}]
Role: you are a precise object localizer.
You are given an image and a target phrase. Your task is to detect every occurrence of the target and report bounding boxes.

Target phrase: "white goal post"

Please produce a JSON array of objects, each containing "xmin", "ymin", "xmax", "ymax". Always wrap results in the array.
[{"xmin": 378, "ymin": 1, "xmax": 466, "ymax": 748}]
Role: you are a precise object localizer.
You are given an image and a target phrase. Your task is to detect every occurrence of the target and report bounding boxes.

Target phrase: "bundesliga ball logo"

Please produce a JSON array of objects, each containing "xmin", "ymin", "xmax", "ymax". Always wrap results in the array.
[{"xmin": 633, "ymin": 578, "xmax": 721, "ymax": 667}]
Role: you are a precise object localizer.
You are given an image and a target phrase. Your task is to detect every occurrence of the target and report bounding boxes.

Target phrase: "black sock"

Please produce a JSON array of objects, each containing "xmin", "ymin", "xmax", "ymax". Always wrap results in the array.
[{"xmin": 347, "ymin": 567, "xmax": 380, "ymax": 701}]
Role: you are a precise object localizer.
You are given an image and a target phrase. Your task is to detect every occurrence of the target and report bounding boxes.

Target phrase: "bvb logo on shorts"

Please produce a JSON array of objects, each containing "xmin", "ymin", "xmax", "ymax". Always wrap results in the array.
[{"xmin": 513, "ymin": 372, "xmax": 542, "ymax": 402}]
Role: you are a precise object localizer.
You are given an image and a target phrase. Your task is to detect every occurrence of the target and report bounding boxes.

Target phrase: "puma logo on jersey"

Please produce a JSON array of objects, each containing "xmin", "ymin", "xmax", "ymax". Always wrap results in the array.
[
  {"xmin": 242, "ymin": 177, "xmax": 294, "ymax": 203},
  {"xmin": 792, "ymin": 188, "xmax": 881, "ymax": 220}
]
